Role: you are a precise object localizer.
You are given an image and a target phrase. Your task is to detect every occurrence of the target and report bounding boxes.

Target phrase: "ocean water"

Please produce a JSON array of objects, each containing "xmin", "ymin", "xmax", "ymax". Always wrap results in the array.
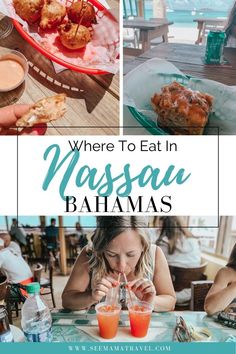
[
  {"xmin": 124, "ymin": 0, "xmax": 228, "ymax": 28},
  {"xmin": 145, "ymin": 8, "xmax": 228, "ymax": 28}
]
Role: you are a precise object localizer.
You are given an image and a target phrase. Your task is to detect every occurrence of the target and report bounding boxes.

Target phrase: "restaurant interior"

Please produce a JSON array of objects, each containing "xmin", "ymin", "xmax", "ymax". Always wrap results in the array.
[{"xmin": 0, "ymin": 215, "xmax": 235, "ymax": 342}]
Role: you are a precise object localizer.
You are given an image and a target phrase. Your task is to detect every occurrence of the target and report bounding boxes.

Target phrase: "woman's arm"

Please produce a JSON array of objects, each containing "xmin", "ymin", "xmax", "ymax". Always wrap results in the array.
[
  {"xmin": 204, "ymin": 267, "xmax": 236, "ymax": 315},
  {"xmin": 62, "ymin": 248, "xmax": 95, "ymax": 310},
  {"xmin": 153, "ymin": 246, "xmax": 176, "ymax": 312},
  {"xmin": 62, "ymin": 248, "xmax": 118, "ymax": 310}
]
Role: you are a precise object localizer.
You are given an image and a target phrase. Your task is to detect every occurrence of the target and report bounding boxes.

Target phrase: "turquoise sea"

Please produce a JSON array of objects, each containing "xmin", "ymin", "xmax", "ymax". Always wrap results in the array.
[
  {"xmin": 124, "ymin": 0, "xmax": 229, "ymax": 28},
  {"xmin": 145, "ymin": 9, "xmax": 228, "ymax": 27}
]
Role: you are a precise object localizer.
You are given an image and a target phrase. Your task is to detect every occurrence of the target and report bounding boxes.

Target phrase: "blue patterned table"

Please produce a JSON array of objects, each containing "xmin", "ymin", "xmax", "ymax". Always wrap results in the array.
[{"xmin": 51, "ymin": 309, "xmax": 235, "ymax": 342}]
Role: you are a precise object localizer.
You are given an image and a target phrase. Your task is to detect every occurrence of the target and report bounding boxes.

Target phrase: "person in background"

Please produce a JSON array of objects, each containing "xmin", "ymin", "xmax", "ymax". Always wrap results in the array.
[
  {"xmin": 70, "ymin": 222, "xmax": 88, "ymax": 250},
  {"xmin": 62, "ymin": 216, "xmax": 176, "ymax": 312},
  {"xmin": 205, "ymin": 243, "xmax": 236, "ymax": 315},
  {"xmin": 0, "ymin": 230, "xmax": 21, "ymax": 256},
  {"xmin": 156, "ymin": 216, "xmax": 201, "ymax": 304},
  {"xmin": 75, "ymin": 222, "xmax": 83, "ymax": 238},
  {"xmin": 10, "ymin": 218, "xmax": 27, "ymax": 247},
  {"xmin": 148, "ymin": 216, "xmax": 161, "ymax": 244},
  {"xmin": 75, "ymin": 222, "xmax": 88, "ymax": 249},
  {"xmin": 43, "ymin": 218, "xmax": 59, "ymax": 258},
  {"xmin": 225, "ymin": 2, "xmax": 236, "ymax": 47},
  {"xmin": 0, "ymin": 235, "xmax": 32, "ymax": 284}
]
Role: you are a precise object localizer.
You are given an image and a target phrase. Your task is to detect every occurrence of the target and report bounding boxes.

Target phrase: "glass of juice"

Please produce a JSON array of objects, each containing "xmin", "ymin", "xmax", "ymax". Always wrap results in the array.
[
  {"xmin": 128, "ymin": 301, "xmax": 153, "ymax": 338},
  {"xmin": 95, "ymin": 302, "xmax": 121, "ymax": 339}
]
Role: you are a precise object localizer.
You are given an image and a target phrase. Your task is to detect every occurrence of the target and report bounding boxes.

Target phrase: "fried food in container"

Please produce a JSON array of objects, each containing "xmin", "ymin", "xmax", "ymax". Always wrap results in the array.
[
  {"xmin": 13, "ymin": 0, "xmax": 44, "ymax": 24},
  {"xmin": 58, "ymin": 21, "xmax": 91, "ymax": 50},
  {"xmin": 40, "ymin": 0, "xmax": 66, "ymax": 30},
  {"xmin": 151, "ymin": 82, "xmax": 213, "ymax": 135},
  {"xmin": 67, "ymin": 1, "xmax": 97, "ymax": 27}
]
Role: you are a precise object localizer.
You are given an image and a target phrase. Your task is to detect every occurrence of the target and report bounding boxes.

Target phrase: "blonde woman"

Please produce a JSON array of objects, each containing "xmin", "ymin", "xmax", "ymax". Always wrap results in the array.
[
  {"xmin": 62, "ymin": 216, "xmax": 176, "ymax": 312},
  {"xmin": 205, "ymin": 243, "xmax": 236, "ymax": 315}
]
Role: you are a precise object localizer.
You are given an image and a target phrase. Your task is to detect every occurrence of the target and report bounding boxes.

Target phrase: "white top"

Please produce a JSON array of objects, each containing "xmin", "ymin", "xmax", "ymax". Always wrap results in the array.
[
  {"xmin": 7, "ymin": 241, "xmax": 22, "ymax": 256},
  {"xmin": 158, "ymin": 235, "xmax": 201, "ymax": 268},
  {"xmin": 148, "ymin": 229, "xmax": 160, "ymax": 244},
  {"xmin": 0, "ymin": 248, "xmax": 32, "ymax": 283}
]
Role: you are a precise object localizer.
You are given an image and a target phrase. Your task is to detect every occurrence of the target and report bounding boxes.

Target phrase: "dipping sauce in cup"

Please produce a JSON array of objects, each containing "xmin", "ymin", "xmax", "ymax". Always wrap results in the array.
[
  {"xmin": 128, "ymin": 301, "xmax": 153, "ymax": 338},
  {"xmin": 95, "ymin": 302, "xmax": 121, "ymax": 339},
  {"xmin": 0, "ymin": 50, "xmax": 28, "ymax": 92}
]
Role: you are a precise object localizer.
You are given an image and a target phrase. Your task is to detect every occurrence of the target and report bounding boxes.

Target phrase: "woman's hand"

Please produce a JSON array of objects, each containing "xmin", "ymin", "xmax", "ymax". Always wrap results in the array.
[
  {"xmin": 0, "ymin": 104, "xmax": 47, "ymax": 135},
  {"xmin": 91, "ymin": 277, "xmax": 119, "ymax": 303},
  {"xmin": 128, "ymin": 278, "xmax": 156, "ymax": 304}
]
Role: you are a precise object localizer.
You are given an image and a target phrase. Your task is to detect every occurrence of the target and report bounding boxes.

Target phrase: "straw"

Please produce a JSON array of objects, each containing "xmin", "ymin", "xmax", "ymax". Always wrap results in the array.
[
  {"xmin": 123, "ymin": 273, "xmax": 133, "ymax": 307},
  {"xmin": 106, "ymin": 273, "xmax": 121, "ymax": 305},
  {"xmin": 113, "ymin": 273, "xmax": 121, "ymax": 304}
]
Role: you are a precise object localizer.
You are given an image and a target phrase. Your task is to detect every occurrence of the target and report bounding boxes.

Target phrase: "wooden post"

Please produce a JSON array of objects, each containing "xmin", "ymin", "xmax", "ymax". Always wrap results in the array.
[
  {"xmin": 5, "ymin": 216, "xmax": 9, "ymax": 231},
  {"xmin": 39, "ymin": 216, "xmax": 46, "ymax": 231},
  {"xmin": 137, "ymin": 0, "xmax": 144, "ymax": 17},
  {"xmin": 58, "ymin": 216, "xmax": 67, "ymax": 275}
]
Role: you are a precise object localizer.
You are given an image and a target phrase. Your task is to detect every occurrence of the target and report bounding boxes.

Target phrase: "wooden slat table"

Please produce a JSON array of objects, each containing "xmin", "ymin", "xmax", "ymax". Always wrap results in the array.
[
  {"xmin": 0, "ymin": 1, "xmax": 119, "ymax": 136},
  {"xmin": 124, "ymin": 43, "xmax": 236, "ymax": 85},
  {"xmin": 123, "ymin": 18, "xmax": 173, "ymax": 55}
]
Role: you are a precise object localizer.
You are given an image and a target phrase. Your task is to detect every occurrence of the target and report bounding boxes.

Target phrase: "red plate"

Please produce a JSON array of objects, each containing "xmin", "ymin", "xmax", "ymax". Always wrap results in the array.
[{"xmin": 13, "ymin": 0, "xmax": 118, "ymax": 75}]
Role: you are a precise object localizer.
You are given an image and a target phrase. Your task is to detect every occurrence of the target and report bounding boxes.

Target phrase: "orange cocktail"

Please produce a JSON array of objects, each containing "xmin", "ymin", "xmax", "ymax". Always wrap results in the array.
[
  {"xmin": 95, "ymin": 302, "xmax": 121, "ymax": 339},
  {"xmin": 128, "ymin": 301, "xmax": 153, "ymax": 338}
]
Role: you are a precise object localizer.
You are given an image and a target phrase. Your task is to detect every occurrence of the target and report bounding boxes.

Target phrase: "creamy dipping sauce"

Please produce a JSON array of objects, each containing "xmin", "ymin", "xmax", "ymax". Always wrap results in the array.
[{"xmin": 0, "ymin": 59, "xmax": 25, "ymax": 91}]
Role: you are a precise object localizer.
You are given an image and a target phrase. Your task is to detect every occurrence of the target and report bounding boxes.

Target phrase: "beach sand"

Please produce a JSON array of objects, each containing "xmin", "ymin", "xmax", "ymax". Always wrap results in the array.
[{"xmin": 168, "ymin": 25, "xmax": 199, "ymax": 44}]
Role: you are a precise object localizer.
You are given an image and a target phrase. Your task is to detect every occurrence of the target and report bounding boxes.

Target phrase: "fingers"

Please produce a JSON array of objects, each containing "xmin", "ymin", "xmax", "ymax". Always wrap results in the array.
[
  {"xmin": 130, "ymin": 278, "xmax": 156, "ymax": 295},
  {"xmin": 13, "ymin": 104, "xmax": 33, "ymax": 119},
  {"xmin": 96, "ymin": 279, "xmax": 112, "ymax": 290},
  {"xmin": 92, "ymin": 276, "xmax": 119, "ymax": 301},
  {"xmin": 0, "ymin": 104, "xmax": 46, "ymax": 136},
  {"xmin": 0, "ymin": 105, "xmax": 31, "ymax": 127}
]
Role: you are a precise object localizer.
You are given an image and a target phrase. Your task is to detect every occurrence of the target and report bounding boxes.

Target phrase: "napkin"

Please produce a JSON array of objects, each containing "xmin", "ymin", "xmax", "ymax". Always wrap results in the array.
[{"xmin": 76, "ymin": 326, "xmax": 165, "ymax": 342}]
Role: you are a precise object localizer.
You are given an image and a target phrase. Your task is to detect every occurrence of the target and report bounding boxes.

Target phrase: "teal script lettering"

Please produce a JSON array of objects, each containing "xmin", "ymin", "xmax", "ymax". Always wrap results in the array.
[{"xmin": 42, "ymin": 144, "xmax": 191, "ymax": 200}]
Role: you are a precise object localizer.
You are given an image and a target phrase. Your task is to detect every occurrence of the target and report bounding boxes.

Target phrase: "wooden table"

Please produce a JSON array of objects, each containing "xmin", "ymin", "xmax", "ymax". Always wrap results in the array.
[
  {"xmin": 51, "ymin": 309, "xmax": 235, "ymax": 342},
  {"xmin": 0, "ymin": 1, "xmax": 119, "ymax": 136},
  {"xmin": 124, "ymin": 43, "xmax": 236, "ymax": 85},
  {"xmin": 193, "ymin": 18, "xmax": 227, "ymax": 44},
  {"xmin": 123, "ymin": 18, "xmax": 173, "ymax": 55}
]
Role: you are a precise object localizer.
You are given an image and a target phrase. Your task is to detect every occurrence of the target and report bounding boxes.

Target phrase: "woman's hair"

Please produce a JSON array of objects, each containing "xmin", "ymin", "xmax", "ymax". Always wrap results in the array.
[
  {"xmin": 227, "ymin": 243, "xmax": 236, "ymax": 270},
  {"xmin": 88, "ymin": 216, "xmax": 152, "ymax": 283},
  {"xmin": 156, "ymin": 216, "xmax": 192, "ymax": 255},
  {"xmin": 225, "ymin": 2, "xmax": 236, "ymax": 39}
]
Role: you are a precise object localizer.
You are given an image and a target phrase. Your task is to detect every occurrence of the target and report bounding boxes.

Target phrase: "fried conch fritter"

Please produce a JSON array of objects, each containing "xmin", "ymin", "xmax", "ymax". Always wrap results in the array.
[
  {"xmin": 58, "ymin": 21, "xmax": 91, "ymax": 50},
  {"xmin": 40, "ymin": 0, "xmax": 66, "ymax": 30},
  {"xmin": 67, "ymin": 1, "xmax": 97, "ymax": 27},
  {"xmin": 13, "ymin": 0, "xmax": 44, "ymax": 24},
  {"xmin": 16, "ymin": 94, "xmax": 67, "ymax": 127}
]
